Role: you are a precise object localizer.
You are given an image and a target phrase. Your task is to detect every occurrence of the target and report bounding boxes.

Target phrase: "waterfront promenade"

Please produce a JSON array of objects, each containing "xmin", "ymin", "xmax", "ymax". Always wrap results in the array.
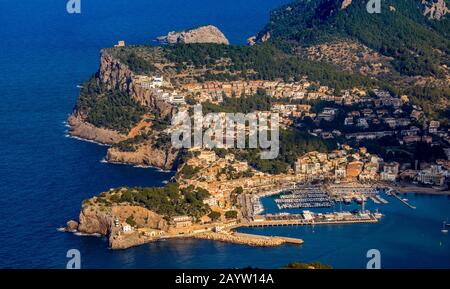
[{"xmin": 241, "ymin": 216, "xmax": 378, "ymax": 228}]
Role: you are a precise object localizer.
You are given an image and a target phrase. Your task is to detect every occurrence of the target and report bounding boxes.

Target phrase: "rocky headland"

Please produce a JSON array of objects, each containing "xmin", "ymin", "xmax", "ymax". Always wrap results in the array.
[
  {"xmin": 106, "ymin": 142, "xmax": 178, "ymax": 170},
  {"xmin": 157, "ymin": 25, "xmax": 229, "ymax": 45},
  {"xmin": 68, "ymin": 114, "xmax": 128, "ymax": 145},
  {"xmin": 67, "ymin": 48, "xmax": 178, "ymax": 169},
  {"xmin": 69, "ymin": 199, "xmax": 169, "ymax": 249}
]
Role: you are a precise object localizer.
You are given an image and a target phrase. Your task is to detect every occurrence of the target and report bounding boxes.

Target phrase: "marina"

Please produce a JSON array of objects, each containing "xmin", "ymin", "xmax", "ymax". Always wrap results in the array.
[
  {"xmin": 262, "ymin": 184, "xmax": 393, "ymax": 212},
  {"xmin": 369, "ymin": 195, "xmax": 389, "ymax": 204},
  {"xmin": 274, "ymin": 188, "xmax": 333, "ymax": 209},
  {"xmin": 242, "ymin": 183, "xmax": 391, "ymax": 231}
]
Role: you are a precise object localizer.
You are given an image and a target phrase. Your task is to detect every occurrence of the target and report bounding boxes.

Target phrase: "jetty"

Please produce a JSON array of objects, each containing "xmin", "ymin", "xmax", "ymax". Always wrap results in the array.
[
  {"xmin": 244, "ymin": 218, "xmax": 378, "ymax": 227},
  {"xmin": 193, "ymin": 231, "xmax": 303, "ymax": 247},
  {"xmin": 241, "ymin": 210, "xmax": 380, "ymax": 228},
  {"xmin": 390, "ymin": 191, "xmax": 416, "ymax": 209},
  {"xmin": 233, "ymin": 232, "xmax": 303, "ymax": 245}
]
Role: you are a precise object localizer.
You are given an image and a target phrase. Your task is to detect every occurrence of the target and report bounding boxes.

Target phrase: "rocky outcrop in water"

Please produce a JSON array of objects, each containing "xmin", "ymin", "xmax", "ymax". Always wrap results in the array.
[
  {"xmin": 65, "ymin": 220, "xmax": 79, "ymax": 232},
  {"xmin": 157, "ymin": 25, "xmax": 229, "ymax": 45}
]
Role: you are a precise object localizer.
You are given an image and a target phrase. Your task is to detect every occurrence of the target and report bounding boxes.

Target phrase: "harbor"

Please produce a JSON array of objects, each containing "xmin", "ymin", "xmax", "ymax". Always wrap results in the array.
[
  {"xmin": 244, "ymin": 210, "xmax": 380, "ymax": 228},
  {"xmin": 193, "ymin": 231, "xmax": 304, "ymax": 247},
  {"xmin": 239, "ymin": 183, "xmax": 393, "ymax": 231},
  {"xmin": 230, "ymin": 183, "xmax": 428, "ymax": 248},
  {"xmin": 386, "ymin": 189, "xmax": 417, "ymax": 209},
  {"xmin": 274, "ymin": 187, "xmax": 333, "ymax": 209}
]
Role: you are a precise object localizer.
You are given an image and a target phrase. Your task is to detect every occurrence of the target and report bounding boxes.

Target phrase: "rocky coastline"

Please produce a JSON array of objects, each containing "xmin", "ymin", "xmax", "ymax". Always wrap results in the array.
[
  {"xmin": 67, "ymin": 114, "xmax": 128, "ymax": 145},
  {"xmin": 157, "ymin": 25, "xmax": 229, "ymax": 45},
  {"xmin": 64, "ymin": 200, "xmax": 301, "ymax": 250},
  {"xmin": 106, "ymin": 144, "xmax": 178, "ymax": 171}
]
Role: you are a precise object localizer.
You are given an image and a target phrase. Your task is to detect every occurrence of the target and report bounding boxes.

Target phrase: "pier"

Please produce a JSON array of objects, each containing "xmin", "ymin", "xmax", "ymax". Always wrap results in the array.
[
  {"xmin": 244, "ymin": 218, "xmax": 378, "ymax": 227},
  {"xmin": 233, "ymin": 232, "xmax": 304, "ymax": 245},
  {"xmin": 390, "ymin": 191, "xmax": 416, "ymax": 209},
  {"xmin": 274, "ymin": 187, "xmax": 334, "ymax": 209},
  {"xmin": 241, "ymin": 210, "xmax": 380, "ymax": 228},
  {"xmin": 193, "ymin": 231, "xmax": 303, "ymax": 247},
  {"xmin": 370, "ymin": 195, "xmax": 389, "ymax": 204}
]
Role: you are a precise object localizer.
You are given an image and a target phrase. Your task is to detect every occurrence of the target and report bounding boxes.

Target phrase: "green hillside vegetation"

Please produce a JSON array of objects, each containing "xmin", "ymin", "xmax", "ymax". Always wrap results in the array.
[
  {"xmin": 105, "ymin": 184, "xmax": 211, "ymax": 219},
  {"xmin": 76, "ymin": 77, "xmax": 147, "ymax": 133},
  {"xmin": 112, "ymin": 132, "xmax": 152, "ymax": 152},
  {"xmin": 163, "ymin": 43, "xmax": 377, "ymax": 92},
  {"xmin": 262, "ymin": 0, "xmax": 450, "ymax": 77},
  {"xmin": 202, "ymin": 88, "xmax": 273, "ymax": 114},
  {"xmin": 405, "ymin": 84, "xmax": 450, "ymax": 126},
  {"xmin": 233, "ymin": 128, "xmax": 336, "ymax": 174}
]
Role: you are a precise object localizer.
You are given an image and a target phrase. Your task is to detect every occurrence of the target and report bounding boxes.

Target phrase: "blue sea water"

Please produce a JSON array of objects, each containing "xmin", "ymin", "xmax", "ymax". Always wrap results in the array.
[{"xmin": 0, "ymin": 0, "xmax": 449, "ymax": 269}]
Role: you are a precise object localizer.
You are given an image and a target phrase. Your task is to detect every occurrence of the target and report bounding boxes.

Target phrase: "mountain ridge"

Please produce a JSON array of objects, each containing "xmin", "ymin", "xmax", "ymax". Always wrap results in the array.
[{"xmin": 257, "ymin": 0, "xmax": 449, "ymax": 77}]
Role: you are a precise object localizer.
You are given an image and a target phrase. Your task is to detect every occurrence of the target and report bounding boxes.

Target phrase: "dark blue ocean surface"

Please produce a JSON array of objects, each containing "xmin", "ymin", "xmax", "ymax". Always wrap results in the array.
[{"xmin": 0, "ymin": 0, "xmax": 449, "ymax": 268}]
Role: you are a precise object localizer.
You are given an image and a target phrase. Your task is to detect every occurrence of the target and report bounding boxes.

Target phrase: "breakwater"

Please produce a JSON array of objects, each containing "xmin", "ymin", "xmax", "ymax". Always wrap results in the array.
[{"xmin": 193, "ymin": 231, "xmax": 303, "ymax": 247}]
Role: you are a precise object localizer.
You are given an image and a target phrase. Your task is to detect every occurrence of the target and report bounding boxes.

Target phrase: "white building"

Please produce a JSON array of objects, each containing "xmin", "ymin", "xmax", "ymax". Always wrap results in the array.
[
  {"xmin": 380, "ymin": 162, "xmax": 399, "ymax": 182},
  {"xmin": 123, "ymin": 224, "xmax": 132, "ymax": 233},
  {"xmin": 417, "ymin": 165, "xmax": 446, "ymax": 186},
  {"xmin": 152, "ymin": 76, "xmax": 164, "ymax": 88},
  {"xmin": 170, "ymin": 94, "xmax": 186, "ymax": 105}
]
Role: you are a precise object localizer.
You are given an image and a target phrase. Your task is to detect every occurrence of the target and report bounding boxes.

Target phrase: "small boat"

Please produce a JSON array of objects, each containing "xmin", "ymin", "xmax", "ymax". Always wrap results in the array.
[
  {"xmin": 374, "ymin": 213, "xmax": 383, "ymax": 219},
  {"xmin": 355, "ymin": 197, "xmax": 363, "ymax": 205},
  {"xmin": 442, "ymin": 222, "xmax": 448, "ymax": 233},
  {"xmin": 374, "ymin": 209, "xmax": 383, "ymax": 219}
]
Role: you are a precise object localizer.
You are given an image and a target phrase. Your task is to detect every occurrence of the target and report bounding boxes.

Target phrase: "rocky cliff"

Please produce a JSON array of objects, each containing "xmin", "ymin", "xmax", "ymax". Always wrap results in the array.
[
  {"xmin": 98, "ymin": 51, "xmax": 174, "ymax": 117},
  {"xmin": 77, "ymin": 205, "xmax": 113, "ymax": 235},
  {"xmin": 75, "ymin": 202, "xmax": 168, "ymax": 249},
  {"xmin": 68, "ymin": 114, "xmax": 128, "ymax": 145},
  {"xmin": 422, "ymin": 0, "xmax": 449, "ymax": 20},
  {"xmin": 68, "ymin": 48, "xmax": 179, "ymax": 168},
  {"xmin": 70, "ymin": 50, "xmax": 174, "ymax": 131},
  {"xmin": 106, "ymin": 143, "xmax": 178, "ymax": 170},
  {"xmin": 157, "ymin": 25, "xmax": 229, "ymax": 45}
]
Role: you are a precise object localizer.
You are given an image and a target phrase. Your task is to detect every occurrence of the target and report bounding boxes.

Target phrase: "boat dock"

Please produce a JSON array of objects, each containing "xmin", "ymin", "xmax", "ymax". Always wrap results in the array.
[
  {"xmin": 370, "ymin": 195, "xmax": 389, "ymax": 204},
  {"xmin": 377, "ymin": 196, "xmax": 389, "ymax": 204},
  {"xmin": 244, "ymin": 218, "xmax": 378, "ymax": 227},
  {"xmin": 233, "ymin": 232, "xmax": 304, "ymax": 245},
  {"xmin": 274, "ymin": 187, "xmax": 333, "ymax": 209},
  {"xmin": 243, "ymin": 211, "xmax": 380, "ymax": 228},
  {"xmin": 390, "ymin": 191, "xmax": 416, "ymax": 209},
  {"xmin": 370, "ymin": 196, "xmax": 381, "ymax": 204}
]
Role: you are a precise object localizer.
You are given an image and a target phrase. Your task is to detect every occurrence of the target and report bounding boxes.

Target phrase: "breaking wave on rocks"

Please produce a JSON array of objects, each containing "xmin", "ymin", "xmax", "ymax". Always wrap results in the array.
[{"xmin": 65, "ymin": 133, "xmax": 109, "ymax": 146}]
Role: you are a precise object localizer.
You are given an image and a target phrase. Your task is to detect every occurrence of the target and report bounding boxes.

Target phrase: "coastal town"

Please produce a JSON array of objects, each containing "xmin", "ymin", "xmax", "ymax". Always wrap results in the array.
[
  {"xmin": 65, "ymin": 40, "xmax": 450, "ymax": 250},
  {"xmin": 120, "ymin": 46, "xmax": 450, "ymax": 191},
  {"xmin": 3, "ymin": 0, "xmax": 450, "ymax": 273}
]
